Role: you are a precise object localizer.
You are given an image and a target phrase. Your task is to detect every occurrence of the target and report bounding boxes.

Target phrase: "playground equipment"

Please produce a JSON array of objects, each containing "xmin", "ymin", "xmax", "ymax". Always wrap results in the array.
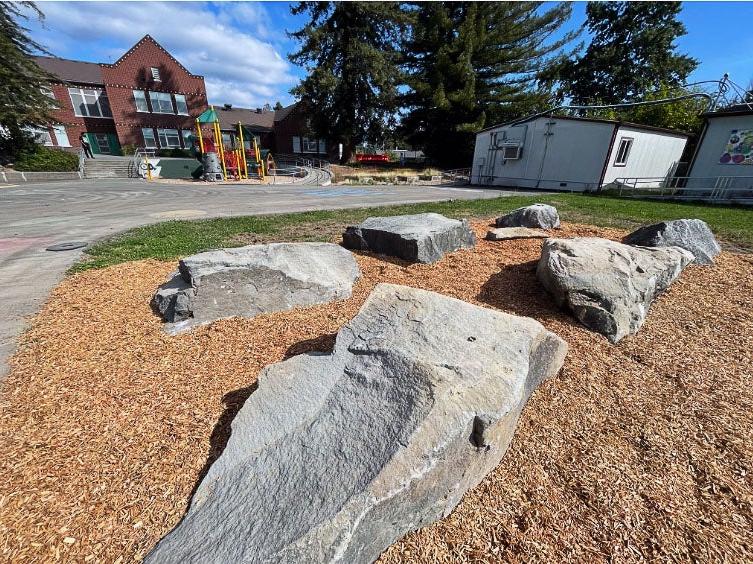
[{"xmin": 194, "ymin": 106, "xmax": 265, "ymax": 182}]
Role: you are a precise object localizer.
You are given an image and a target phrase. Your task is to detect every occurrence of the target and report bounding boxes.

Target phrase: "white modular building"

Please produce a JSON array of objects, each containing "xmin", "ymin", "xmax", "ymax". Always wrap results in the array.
[
  {"xmin": 471, "ymin": 115, "xmax": 689, "ymax": 191},
  {"xmin": 685, "ymin": 106, "xmax": 753, "ymax": 199}
]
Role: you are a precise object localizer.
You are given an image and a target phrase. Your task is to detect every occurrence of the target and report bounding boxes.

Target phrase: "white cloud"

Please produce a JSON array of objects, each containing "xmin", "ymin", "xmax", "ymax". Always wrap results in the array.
[{"xmin": 27, "ymin": 1, "xmax": 298, "ymax": 107}]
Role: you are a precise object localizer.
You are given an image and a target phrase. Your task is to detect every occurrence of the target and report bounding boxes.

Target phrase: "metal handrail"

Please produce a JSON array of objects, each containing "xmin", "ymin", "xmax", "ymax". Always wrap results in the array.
[
  {"xmin": 611, "ymin": 174, "xmax": 753, "ymax": 203},
  {"xmin": 132, "ymin": 148, "xmax": 157, "ymax": 179}
]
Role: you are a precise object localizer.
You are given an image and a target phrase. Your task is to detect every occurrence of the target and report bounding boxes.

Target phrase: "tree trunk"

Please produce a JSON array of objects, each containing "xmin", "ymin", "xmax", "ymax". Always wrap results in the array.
[{"xmin": 340, "ymin": 142, "xmax": 355, "ymax": 165}]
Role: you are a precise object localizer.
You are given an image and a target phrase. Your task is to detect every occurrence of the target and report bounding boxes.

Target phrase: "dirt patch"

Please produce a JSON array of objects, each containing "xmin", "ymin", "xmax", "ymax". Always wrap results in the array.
[{"xmin": 1, "ymin": 221, "xmax": 751, "ymax": 562}]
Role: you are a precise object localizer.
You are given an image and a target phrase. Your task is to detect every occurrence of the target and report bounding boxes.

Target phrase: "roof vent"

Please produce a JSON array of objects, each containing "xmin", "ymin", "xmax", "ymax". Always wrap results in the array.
[
  {"xmin": 223, "ymin": 103, "xmax": 232, "ymax": 110},
  {"xmin": 151, "ymin": 67, "xmax": 161, "ymax": 81}
]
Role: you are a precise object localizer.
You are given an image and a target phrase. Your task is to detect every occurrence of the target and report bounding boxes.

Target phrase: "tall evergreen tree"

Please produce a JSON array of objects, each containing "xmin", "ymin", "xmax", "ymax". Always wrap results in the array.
[
  {"xmin": 400, "ymin": 2, "xmax": 576, "ymax": 168},
  {"xmin": 288, "ymin": 2, "xmax": 408, "ymax": 164},
  {"xmin": 554, "ymin": 2, "xmax": 698, "ymax": 106},
  {"xmin": 0, "ymin": 1, "xmax": 57, "ymax": 157}
]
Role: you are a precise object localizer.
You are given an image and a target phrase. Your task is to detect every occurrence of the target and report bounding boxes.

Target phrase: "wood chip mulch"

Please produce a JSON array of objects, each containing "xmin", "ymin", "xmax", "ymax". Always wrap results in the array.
[{"xmin": 1, "ymin": 221, "xmax": 751, "ymax": 562}]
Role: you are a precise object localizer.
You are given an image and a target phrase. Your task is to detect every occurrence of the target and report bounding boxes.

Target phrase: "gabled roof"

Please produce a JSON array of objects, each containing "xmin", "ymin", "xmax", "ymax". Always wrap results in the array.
[
  {"xmin": 216, "ymin": 106, "xmax": 276, "ymax": 131},
  {"xmin": 480, "ymin": 113, "xmax": 691, "ymax": 138},
  {"xmin": 273, "ymin": 103, "xmax": 298, "ymax": 122},
  {"xmin": 102, "ymin": 35, "xmax": 203, "ymax": 79},
  {"xmin": 33, "ymin": 35, "xmax": 203, "ymax": 85},
  {"xmin": 701, "ymin": 103, "xmax": 753, "ymax": 118},
  {"xmin": 34, "ymin": 56, "xmax": 103, "ymax": 85}
]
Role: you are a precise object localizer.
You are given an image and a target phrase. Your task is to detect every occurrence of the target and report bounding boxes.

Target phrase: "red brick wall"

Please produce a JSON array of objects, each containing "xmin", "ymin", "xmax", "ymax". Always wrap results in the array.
[
  {"xmin": 273, "ymin": 106, "xmax": 335, "ymax": 160},
  {"xmin": 42, "ymin": 35, "xmax": 208, "ymax": 151},
  {"xmin": 101, "ymin": 36, "xmax": 207, "ymax": 148}
]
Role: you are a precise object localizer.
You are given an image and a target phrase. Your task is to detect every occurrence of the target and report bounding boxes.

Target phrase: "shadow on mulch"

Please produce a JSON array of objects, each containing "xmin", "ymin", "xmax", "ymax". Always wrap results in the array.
[
  {"xmin": 284, "ymin": 332, "xmax": 337, "ymax": 359},
  {"xmin": 188, "ymin": 381, "xmax": 258, "ymax": 504},
  {"xmin": 477, "ymin": 258, "xmax": 575, "ymax": 327}
]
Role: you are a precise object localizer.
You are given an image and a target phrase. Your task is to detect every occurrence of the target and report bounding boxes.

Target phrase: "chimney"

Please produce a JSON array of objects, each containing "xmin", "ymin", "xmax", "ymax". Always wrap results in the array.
[
  {"xmin": 223, "ymin": 103, "xmax": 232, "ymax": 110},
  {"xmin": 255, "ymin": 108, "xmax": 262, "ymax": 114}
]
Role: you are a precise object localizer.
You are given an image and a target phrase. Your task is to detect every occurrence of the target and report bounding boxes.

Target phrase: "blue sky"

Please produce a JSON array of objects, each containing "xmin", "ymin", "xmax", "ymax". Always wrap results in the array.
[{"xmin": 23, "ymin": 1, "xmax": 753, "ymax": 108}]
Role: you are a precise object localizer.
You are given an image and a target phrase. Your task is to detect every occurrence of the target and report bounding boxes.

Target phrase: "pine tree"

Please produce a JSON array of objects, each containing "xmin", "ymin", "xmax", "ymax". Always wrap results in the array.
[
  {"xmin": 274, "ymin": 101, "xmax": 284, "ymax": 111},
  {"xmin": 554, "ymin": 2, "xmax": 698, "ymax": 106},
  {"xmin": 0, "ymin": 2, "xmax": 58, "ymax": 157},
  {"xmin": 400, "ymin": 2, "xmax": 576, "ymax": 168},
  {"xmin": 288, "ymin": 2, "xmax": 408, "ymax": 164}
]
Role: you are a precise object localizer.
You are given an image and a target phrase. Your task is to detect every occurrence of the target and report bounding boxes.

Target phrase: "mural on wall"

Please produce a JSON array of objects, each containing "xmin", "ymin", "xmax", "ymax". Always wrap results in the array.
[{"xmin": 719, "ymin": 129, "xmax": 753, "ymax": 165}]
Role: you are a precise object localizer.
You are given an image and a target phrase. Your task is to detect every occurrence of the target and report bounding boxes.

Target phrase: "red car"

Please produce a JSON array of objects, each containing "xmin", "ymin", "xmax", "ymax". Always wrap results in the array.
[{"xmin": 355, "ymin": 153, "xmax": 390, "ymax": 163}]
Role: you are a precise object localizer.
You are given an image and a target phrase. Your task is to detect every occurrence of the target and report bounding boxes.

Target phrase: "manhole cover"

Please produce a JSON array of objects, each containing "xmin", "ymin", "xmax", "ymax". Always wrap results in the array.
[{"xmin": 46, "ymin": 241, "xmax": 88, "ymax": 252}]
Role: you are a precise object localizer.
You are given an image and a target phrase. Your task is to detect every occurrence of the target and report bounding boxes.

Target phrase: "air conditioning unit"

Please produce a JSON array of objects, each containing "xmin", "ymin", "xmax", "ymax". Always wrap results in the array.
[{"xmin": 502, "ymin": 143, "xmax": 522, "ymax": 160}]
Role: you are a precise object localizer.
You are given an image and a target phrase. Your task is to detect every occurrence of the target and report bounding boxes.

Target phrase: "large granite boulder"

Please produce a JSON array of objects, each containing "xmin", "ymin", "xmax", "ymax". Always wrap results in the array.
[
  {"xmin": 496, "ymin": 204, "xmax": 560, "ymax": 229},
  {"xmin": 152, "ymin": 242, "xmax": 360, "ymax": 332},
  {"xmin": 624, "ymin": 219, "xmax": 721, "ymax": 265},
  {"xmin": 146, "ymin": 283, "xmax": 567, "ymax": 563},
  {"xmin": 342, "ymin": 213, "xmax": 475, "ymax": 263},
  {"xmin": 537, "ymin": 238, "xmax": 694, "ymax": 343}
]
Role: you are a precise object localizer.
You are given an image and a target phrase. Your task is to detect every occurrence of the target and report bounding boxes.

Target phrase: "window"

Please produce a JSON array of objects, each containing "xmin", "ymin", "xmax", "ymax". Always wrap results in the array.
[
  {"xmin": 157, "ymin": 128, "xmax": 181, "ymax": 148},
  {"xmin": 133, "ymin": 90, "xmax": 149, "ymax": 112},
  {"xmin": 181, "ymin": 129, "xmax": 193, "ymax": 149},
  {"xmin": 151, "ymin": 67, "xmax": 161, "ymax": 81},
  {"xmin": 68, "ymin": 87, "xmax": 112, "ymax": 118},
  {"xmin": 174, "ymin": 94, "xmax": 188, "ymax": 115},
  {"xmin": 149, "ymin": 91, "xmax": 174, "ymax": 114},
  {"xmin": 52, "ymin": 125, "xmax": 70, "ymax": 147},
  {"xmin": 614, "ymin": 137, "xmax": 633, "ymax": 166},
  {"xmin": 142, "ymin": 128, "xmax": 157, "ymax": 149},
  {"xmin": 302, "ymin": 137, "xmax": 320, "ymax": 153},
  {"xmin": 28, "ymin": 127, "xmax": 52, "ymax": 146}
]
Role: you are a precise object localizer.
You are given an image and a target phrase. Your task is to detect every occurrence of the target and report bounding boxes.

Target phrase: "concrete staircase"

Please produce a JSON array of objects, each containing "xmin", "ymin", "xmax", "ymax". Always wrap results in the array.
[{"xmin": 83, "ymin": 155, "xmax": 134, "ymax": 179}]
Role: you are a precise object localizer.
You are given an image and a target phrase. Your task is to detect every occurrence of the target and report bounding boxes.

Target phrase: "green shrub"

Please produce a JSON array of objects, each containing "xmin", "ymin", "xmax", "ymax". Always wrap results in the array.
[
  {"xmin": 14, "ymin": 147, "xmax": 79, "ymax": 172},
  {"xmin": 121, "ymin": 144, "xmax": 137, "ymax": 156}
]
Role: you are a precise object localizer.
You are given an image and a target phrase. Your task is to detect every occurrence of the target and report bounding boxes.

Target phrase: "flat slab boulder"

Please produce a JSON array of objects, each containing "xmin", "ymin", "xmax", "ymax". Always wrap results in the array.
[
  {"xmin": 537, "ymin": 238, "xmax": 694, "ymax": 343},
  {"xmin": 486, "ymin": 227, "xmax": 549, "ymax": 241},
  {"xmin": 152, "ymin": 242, "xmax": 360, "ymax": 332},
  {"xmin": 496, "ymin": 204, "xmax": 560, "ymax": 229},
  {"xmin": 342, "ymin": 212, "xmax": 475, "ymax": 263},
  {"xmin": 624, "ymin": 219, "xmax": 721, "ymax": 265},
  {"xmin": 146, "ymin": 283, "xmax": 567, "ymax": 563}
]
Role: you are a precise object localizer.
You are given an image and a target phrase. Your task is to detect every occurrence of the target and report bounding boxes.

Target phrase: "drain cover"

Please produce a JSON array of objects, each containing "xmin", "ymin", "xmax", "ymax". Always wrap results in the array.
[{"xmin": 46, "ymin": 241, "xmax": 88, "ymax": 252}]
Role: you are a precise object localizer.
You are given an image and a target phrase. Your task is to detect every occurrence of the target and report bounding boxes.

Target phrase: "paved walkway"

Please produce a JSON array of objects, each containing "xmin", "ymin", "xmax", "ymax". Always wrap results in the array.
[{"xmin": 0, "ymin": 178, "xmax": 534, "ymax": 377}]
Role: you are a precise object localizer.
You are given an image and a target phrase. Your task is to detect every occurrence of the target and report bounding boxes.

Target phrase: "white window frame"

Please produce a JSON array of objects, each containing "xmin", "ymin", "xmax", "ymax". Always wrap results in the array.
[
  {"xmin": 614, "ymin": 137, "xmax": 634, "ymax": 167},
  {"xmin": 157, "ymin": 128, "xmax": 181, "ymax": 148},
  {"xmin": 149, "ymin": 91, "xmax": 174, "ymax": 114},
  {"xmin": 142, "ymin": 128, "xmax": 157, "ymax": 149},
  {"xmin": 28, "ymin": 127, "xmax": 53, "ymax": 146},
  {"xmin": 151, "ymin": 67, "xmax": 161, "ymax": 82},
  {"xmin": 52, "ymin": 125, "xmax": 71, "ymax": 147},
  {"xmin": 174, "ymin": 94, "xmax": 189, "ymax": 115},
  {"xmin": 133, "ymin": 90, "xmax": 149, "ymax": 113},
  {"xmin": 68, "ymin": 87, "xmax": 113, "ymax": 119},
  {"xmin": 40, "ymin": 86, "xmax": 55, "ymax": 99}
]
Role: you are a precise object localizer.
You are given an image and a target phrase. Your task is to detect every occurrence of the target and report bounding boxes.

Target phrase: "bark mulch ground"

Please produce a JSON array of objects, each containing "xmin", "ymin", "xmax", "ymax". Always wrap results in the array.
[{"xmin": 1, "ymin": 221, "xmax": 751, "ymax": 562}]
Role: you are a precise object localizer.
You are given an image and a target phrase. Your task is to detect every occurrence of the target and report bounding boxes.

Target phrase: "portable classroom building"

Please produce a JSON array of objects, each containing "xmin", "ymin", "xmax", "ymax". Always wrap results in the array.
[
  {"xmin": 685, "ymin": 106, "xmax": 753, "ymax": 198},
  {"xmin": 471, "ymin": 115, "xmax": 689, "ymax": 191}
]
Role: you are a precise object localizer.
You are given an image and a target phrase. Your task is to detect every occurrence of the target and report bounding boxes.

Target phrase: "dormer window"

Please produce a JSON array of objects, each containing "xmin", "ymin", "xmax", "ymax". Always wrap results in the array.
[{"xmin": 151, "ymin": 67, "xmax": 161, "ymax": 81}]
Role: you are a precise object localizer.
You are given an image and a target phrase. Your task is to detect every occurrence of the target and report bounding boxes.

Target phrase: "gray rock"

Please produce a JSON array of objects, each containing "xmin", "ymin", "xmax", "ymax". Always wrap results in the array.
[
  {"xmin": 537, "ymin": 238, "xmax": 694, "ymax": 343},
  {"xmin": 342, "ymin": 213, "xmax": 475, "ymax": 263},
  {"xmin": 624, "ymin": 219, "xmax": 721, "ymax": 265},
  {"xmin": 152, "ymin": 242, "xmax": 360, "ymax": 332},
  {"xmin": 485, "ymin": 227, "xmax": 549, "ymax": 241},
  {"xmin": 146, "ymin": 283, "xmax": 567, "ymax": 564},
  {"xmin": 496, "ymin": 204, "xmax": 560, "ymax": 229}
]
